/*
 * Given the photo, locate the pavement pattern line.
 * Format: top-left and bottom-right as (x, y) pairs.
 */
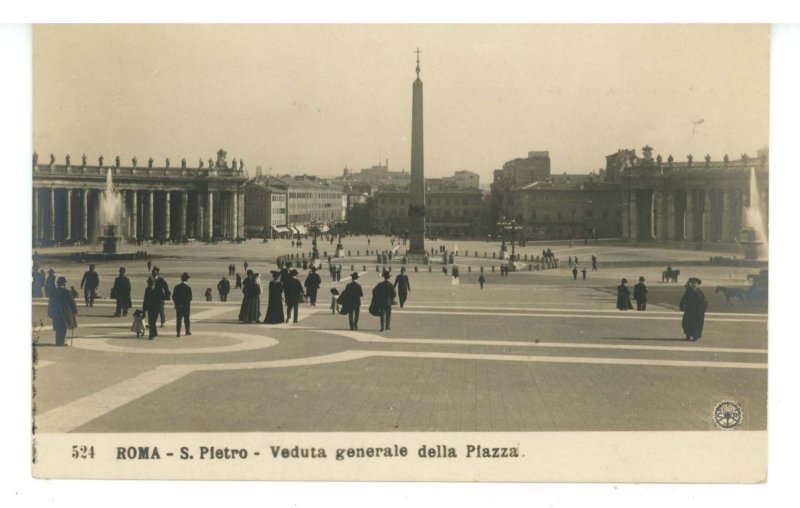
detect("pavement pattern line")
(398, 304), (767, 318)
(70, 331), (279, 355)
(35, 365), (196, 433)
(35, 360), (57, 368)
(393, 309), (767, 323)
(316, 330), (768, 355)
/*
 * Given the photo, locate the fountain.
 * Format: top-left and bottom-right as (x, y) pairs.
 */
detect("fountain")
(740, 167), (768, 260)
(98, 169), (122, 254)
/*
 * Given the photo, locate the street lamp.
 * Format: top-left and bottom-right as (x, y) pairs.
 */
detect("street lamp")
(332, 219), (346, 257)
(497, 216), (523, 262)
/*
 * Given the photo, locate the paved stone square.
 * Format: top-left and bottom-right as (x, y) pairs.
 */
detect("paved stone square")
(32, 237), (767, 433)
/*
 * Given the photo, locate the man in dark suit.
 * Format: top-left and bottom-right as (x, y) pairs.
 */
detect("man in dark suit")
(340, 272), (363, 330)
(373, 270), (397, 331)
(217, 276), (230, 302)
(142, 277), (163, 340)
(172, 272), (193, 337)
(151, 267), (171, 328)
(393, 267), (411, 308)
(80, 264), (100, 307)
(304, 266), (322, 306)
(285, 269), (305, 323)
(111, 266), (132, 317)
(633, 276), (648, 311)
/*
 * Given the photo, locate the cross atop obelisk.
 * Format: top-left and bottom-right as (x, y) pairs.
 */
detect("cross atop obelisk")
(407, 47), (426, 257)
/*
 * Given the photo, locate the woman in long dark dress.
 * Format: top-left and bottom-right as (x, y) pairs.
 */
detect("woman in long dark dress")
(616, 278), (633, 311)
(680, 277), (708, 341)
(238, 270), (261, 323)
(263, 271), (285, 324)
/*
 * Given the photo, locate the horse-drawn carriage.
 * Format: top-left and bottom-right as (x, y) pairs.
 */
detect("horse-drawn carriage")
(662, 268), (680, 283)
(715, 269), (768, 306)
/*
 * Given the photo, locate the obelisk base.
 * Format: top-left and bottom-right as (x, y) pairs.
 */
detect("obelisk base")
(406, 252), (430, 264)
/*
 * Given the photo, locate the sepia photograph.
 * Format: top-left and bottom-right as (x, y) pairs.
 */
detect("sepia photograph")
(27, 22), (773, 482)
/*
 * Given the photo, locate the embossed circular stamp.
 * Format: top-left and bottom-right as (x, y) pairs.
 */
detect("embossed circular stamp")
(713, 400), (744, 430)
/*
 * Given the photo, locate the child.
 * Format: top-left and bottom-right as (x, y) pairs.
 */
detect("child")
(205, 288), (213, 301)
(131, 309), (146, 338)
(330, 287), (340, 314)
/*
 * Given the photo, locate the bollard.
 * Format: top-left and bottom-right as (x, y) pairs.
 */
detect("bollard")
(351, 264), (354, 271)
(428, 266), (432, 272)
(376, 265), (380, 272)
(524, 254), (528, 261)
(363, 265), (366, 271)
(468, 265), (471, 272)
(492, 252), (496, 258)
(414, 266), (418, 272)
(348, 250), (351, 256)
(492, 265), (495, 272)
(357, 250), (360, 256)
(529, 264), (533, 271)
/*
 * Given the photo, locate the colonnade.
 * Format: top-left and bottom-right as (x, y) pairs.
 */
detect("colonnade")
(622, 187), (747, 242)
(32, 187), (244, 245)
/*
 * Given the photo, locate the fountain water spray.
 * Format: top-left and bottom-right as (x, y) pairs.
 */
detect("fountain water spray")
(743, 167), (768, 259)
(99, 169), (122, 253)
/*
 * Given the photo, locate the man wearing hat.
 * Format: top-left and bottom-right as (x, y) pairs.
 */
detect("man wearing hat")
(393, 266), (411, 308)
(304, 266), (322, 306)
(217, 276), (231, 302)
(49, 276), (78, 346)
(680, 277), (707, 341)
(616, 278), (633, 311)
(372, 270), (397, 331)
(284, 269), (305, 323)
(172, 272), (193, 337)
(338, 272), (364, 330)
(80, 263), (100, 307)
(151, 267), (171, 328)
(633, 276), (648, 311)
(142, 277), (163, 340)
(112, 267), (132, 317)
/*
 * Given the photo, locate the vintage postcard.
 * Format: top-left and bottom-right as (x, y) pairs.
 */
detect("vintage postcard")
(31, 24), (769, 482)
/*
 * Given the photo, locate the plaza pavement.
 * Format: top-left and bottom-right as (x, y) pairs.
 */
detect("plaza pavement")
(32, 236), (767, 433)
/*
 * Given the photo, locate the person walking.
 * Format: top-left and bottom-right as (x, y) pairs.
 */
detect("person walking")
(217, 276), (230, 302)
(263, 271), (285, 324)
(616, 278), (633, 311)
(32, 268), (45, 297)
(572, 266), (578, 280)
(111, 267), (132, 317)
(235, 273), (242, 289)
(48, 276), (78, 346)
(151, 267), (171, 328)
(336, 265), (342, 282)
(142, 276), (163, 340)
(371, 270), (397, 331)
(591, 255), (598, 272)
(581, 267), (587, 280)
(338, 272), (364, 330)
(479, 272), (485, 289)
(284, 269), (305, 323)
(304, 266), (322, 306)
(146, 259), (152, 272)
(633, 276), (648, 311)
(80, 264), (100, 307)
(238, 270), (261, 323)
(172, 272), (193, 337)
(393, 267), (411, 308)
(680, 277), (708, 341)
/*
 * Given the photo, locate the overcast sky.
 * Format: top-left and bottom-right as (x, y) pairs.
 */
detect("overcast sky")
(33, 24), (769, 180)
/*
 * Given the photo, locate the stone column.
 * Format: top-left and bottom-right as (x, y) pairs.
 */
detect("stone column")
(196, 191), (204, 240)
(82, 189), (89, 241)
(119, 190), (127, 239)
(621, 191), (630, 239)
(180, 191), (188, 238)
(653, 189), (665, 240)
(32, 188), (39, 244)
(206, 191), (209, 240)
(49, 188), (55, 240)
(233, 191), (240, 239)
(66, 189), (72, 241)
(164, 191), (171, 240)
(701, 190), (711, 241)
(131, 191), (138, 241)
(148, 190), (154, 239)
(721, 188), (732, 241)
(666, 190), (676, 240)
(93, 189), (102, 242)
(685, 189), (695, 241)
(629, 191), (638, 241)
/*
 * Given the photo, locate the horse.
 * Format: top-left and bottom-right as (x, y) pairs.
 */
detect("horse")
(715, 286), (747, 306)
(661, 269), (680, 283)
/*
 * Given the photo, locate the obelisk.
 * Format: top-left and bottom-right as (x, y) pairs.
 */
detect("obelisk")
(408, 48), (426, 257)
